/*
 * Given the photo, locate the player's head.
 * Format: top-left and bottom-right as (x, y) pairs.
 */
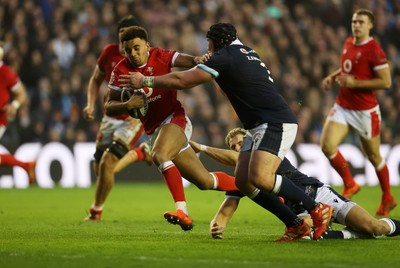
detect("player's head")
(225, 128), (246, 152)
(117, 15), (140, 55)
(117, 15), (140, 35)
(120, 26), (150, 67)
(0, 41), (4, 61)
(206, 23), (237, 52)
(352, 9), (374, 40)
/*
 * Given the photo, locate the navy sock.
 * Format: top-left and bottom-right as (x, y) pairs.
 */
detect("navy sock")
(276, 176), (317, 212)
(252, 191), (301, 227)
(387, 218), (400, 237)
(322, 230), (344, 239)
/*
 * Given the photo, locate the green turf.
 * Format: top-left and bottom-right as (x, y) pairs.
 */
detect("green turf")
(0, 183), (399, 268)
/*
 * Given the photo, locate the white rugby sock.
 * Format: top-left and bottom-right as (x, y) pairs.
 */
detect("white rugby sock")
(176, 201), (188, 214)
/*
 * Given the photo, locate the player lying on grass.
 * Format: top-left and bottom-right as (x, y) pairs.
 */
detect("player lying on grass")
(190, 128), (400, 239)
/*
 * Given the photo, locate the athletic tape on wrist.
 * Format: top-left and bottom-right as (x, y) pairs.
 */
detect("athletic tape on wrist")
(200, 144), (208, 152)
(143, 76), (154, 87)
(11, 100), (20, 109)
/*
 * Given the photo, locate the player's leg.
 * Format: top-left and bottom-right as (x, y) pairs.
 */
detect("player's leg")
(245, 123), (332, 239)
(151, 123), (193, 230)
(85, 117), (115, 220)
(94, 118), (142, 210)
(86, 139), (130, 221)
(113, 144), (151, 173)
(360, 135), (396, 217)
(345, 205), (393, 236)
(174, 146), (238, 191)
(113, 119), (148, 173)
(321, 118), (358, 198)
(86, 116), (133, 221)
(0, 123), (35, 183)
(0, 154), (36, 184)
(234, 136), (310, 241)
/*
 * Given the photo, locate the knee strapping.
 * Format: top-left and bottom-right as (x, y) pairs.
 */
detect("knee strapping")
(107, 140), (129, 159)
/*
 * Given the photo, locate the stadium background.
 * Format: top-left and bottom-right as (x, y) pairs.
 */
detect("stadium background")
(0, 0), (399, 187)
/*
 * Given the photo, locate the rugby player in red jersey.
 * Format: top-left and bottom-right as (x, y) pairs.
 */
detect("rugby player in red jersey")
(83, 16), (150, 221)
(320, 9), (396, 217)
(0, 41), (35, 185)
(105, 26), (240, 231)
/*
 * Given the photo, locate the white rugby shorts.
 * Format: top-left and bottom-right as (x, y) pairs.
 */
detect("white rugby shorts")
(298, 184), (356, 225)
(96, 115), (143, 148)
(326, 103), (381, 139)
(147, 112), (192, 153)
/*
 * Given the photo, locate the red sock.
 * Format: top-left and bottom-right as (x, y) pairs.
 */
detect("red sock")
(0, 154), (28, 170)
(160, 161), (186, 202)
(133, 147), (145, 161)
(376, 164), (391, 198)
(211, 172), (239, 191)
(329, 151), (355, 187)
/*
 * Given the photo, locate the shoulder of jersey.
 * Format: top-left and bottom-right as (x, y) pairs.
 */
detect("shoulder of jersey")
(103, 43), (119, 52)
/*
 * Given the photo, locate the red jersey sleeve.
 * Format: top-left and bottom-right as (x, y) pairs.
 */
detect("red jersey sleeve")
(370, 42), (388, 71)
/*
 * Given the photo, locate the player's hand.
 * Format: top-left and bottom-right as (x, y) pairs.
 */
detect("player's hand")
(321, 76), (334, 91)
(194, 52), (212, 64)
(83, 106), (95, 121)
(335, 74), (355, 88)
(119, 72), (144, 89)
(126, 93), (145, 110)
(189, 140), (201, 153)
(3, 104), (17, 118)
(210, 222), (225, 239)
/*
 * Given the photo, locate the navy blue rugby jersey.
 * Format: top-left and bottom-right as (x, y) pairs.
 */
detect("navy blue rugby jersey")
(198, 44), (297, 129)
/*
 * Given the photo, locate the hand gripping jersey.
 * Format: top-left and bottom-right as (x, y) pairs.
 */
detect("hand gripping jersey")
(0, 61), (21, 126)
(198, 44), (297, 129)
(109, 47), (184, 135)
(337, 36), (389, 110)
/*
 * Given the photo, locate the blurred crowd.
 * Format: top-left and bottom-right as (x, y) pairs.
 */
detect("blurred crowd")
(0, 0), (399, 151)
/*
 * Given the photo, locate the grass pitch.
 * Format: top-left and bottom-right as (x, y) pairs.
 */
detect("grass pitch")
(0, 183), (399, 268)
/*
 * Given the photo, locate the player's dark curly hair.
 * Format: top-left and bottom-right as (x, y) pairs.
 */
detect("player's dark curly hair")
(206, 23), (237, 51)
(120, 26), (148, 43)
(117, 15), (140, 33)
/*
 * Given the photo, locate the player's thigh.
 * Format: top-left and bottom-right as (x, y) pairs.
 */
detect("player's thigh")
(235, 151), (251, 190)
(96, 116), (120, 148)
(248, 150), (281, 188)
(152, 123), (187, 161)
(320, 120), (349, 153)
(174, 147), (211, 187)
(99, 149), (120, 169)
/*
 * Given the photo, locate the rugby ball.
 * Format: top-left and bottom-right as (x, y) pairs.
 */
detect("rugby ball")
(121, 87), (148, 118)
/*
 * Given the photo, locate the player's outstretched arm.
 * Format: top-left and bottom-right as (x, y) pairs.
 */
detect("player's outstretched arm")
(210, 198), (240, 239)
(119, 67), (213, 90)
(189, 140), (238, 166)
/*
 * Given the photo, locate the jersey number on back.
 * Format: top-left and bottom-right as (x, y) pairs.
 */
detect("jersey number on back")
(260, 62), (274, 83)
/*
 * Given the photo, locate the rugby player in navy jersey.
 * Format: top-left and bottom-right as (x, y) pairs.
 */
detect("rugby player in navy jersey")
(118, 23), (333, 241)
